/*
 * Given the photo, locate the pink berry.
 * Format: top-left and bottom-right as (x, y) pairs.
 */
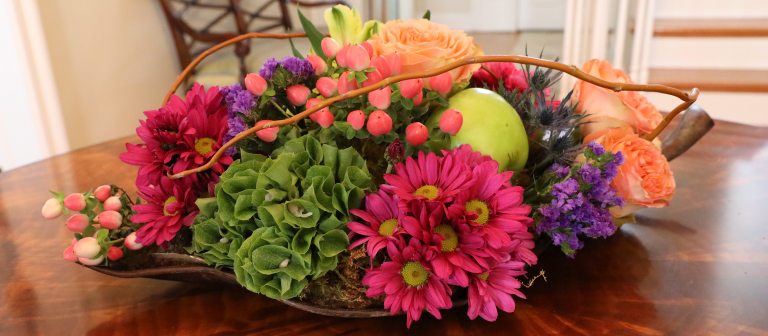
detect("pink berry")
(344, 45), (371, 71)
(362, 69), (384, 87)
(245, 73), (267, 96)
(41, 197), (63, 219)
(405, 122), (429, 146)
(107, 246), (124, 261)
(360, 41), (374, 57)
(286, 85), (311, 106)
(428, 72), (453, 96)
(316, 77), (338, 98)
(338, 71), (358, 95)
(306, 97), (322, 110)
(366, 111), (393, 136)
(65, 213), (90, 233)
(93, 185), (111, 202)
(439, 108), (463, 135)
(74, 237), (101, 259)
(255, 120), (279, 142)
(63, 244), (77, 262)
(125, 232), (143, 251)
(398, 79), (423, 99)
(307, 54), (326, 75)
(321, 37), (341, 58)
(413, 90), (424, 106)
(368, 86), (392, 110)
(346, 110), (366, 130)
(313, 109), (335, 128)
(63, 193), (86, 212)
(78, 255), (104, 266)
(103, 196), (122, 211)
(97, 210), (122, 230)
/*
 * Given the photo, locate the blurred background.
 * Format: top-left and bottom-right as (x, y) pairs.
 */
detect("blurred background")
(1, 0), (766, 171)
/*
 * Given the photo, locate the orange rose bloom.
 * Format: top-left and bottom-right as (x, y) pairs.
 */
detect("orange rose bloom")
(368, 19), (482, 83)
(585, 126), (675, 217)
(573, 59), (663, 137)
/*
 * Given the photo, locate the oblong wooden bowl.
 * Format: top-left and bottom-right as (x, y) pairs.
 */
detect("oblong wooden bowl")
(83, 106), (713, 317)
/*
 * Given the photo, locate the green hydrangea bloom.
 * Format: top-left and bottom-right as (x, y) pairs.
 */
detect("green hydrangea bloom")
(190, 135), (372, 299)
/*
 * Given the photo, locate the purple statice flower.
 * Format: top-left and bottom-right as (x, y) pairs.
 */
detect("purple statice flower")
(223, 116), (247, 156)
(220, 84), (255, 117)
(280, 57), (314, 79)
(258, 57), (314, 81)
(535, 142), (624, 257)
(259, 57), (280, 80)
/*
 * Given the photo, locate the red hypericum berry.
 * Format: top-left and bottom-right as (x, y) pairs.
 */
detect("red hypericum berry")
(371, 53), (401, 77)
(366, 110), (393, 136)
(107, 246), (124, 261)
(93, 185), (111, 202)
(74, 237), (101, 259)
(78, 255), (104, 266)
(344, 44), (371, 71)
(314, 109), (335, 128)
(321, 37), (341, 58)
(338, 71), (358, 94)
(361, 41), (374, 57)
(428, 72), (453, 96)
(368, 86), (392, 110)
(286, 85), (311, 106)
(398, 78), (423, 99)
(65, 213), (90, 233)
(41, 197), (63, 219)
(63, 244), (77, 262)
(405, 122), (429, 146)
(413, 90), (424, 106)
(316, 77), (338, 98)
(307, 54), (326, 75)
(124, 232), (143, 251)
(255, 120), (279, 142)
(362, 69), (384, 87)
(97, 210), (123, 230)
(63, 193), (86, 212)
(346, 110), (366, 130)
(103, 196), (122, 211)
(245, 73), (267, 96)
(439, 108), (463, 135)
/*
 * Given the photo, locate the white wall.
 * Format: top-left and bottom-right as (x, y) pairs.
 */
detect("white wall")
(35, 0), (180, 150)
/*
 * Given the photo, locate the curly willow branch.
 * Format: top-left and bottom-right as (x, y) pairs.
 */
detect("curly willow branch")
(167, 33), (699, 179)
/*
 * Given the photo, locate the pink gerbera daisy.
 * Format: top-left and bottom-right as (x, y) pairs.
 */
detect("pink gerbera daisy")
(403, 204), (488, 287)
(362, 239), (452, 328)
(467, 260), (527, 321)
(131, 177), (198, 246)
(441, 144), (494, 169)
(348, 190), (404, 259)
(448, 159), (534, 250)
(382, 150), (474, 208)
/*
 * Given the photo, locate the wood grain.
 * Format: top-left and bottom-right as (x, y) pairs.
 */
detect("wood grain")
(1, 120), (768, 335)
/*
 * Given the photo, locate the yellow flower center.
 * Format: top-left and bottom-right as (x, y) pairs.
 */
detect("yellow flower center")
(413, 185), (440, 200)
(400, 261), (429, 287)
(378, 218), (398, 236)
(194, 137), (216, 156)
(465, 199), (490, 225)
(163, 196), (178, 216)
(434, 224), (458, 252)
(477, 272), (489, 281)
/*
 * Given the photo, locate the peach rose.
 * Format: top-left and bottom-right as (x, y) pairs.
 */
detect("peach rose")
(368, 19), (482, 83)
(573, 59), (663, 137)
(585, 126), (675, 217)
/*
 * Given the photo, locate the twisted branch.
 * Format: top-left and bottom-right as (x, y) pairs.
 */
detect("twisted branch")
(166, 34), (699, 179)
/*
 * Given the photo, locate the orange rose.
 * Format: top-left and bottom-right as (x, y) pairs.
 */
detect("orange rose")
(585, 126), (675, 217)
(368, 19), (482, 83)
(573, 59), (663, 136)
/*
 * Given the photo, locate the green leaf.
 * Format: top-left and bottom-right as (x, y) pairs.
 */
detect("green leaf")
(298, 9), (327, 61)
(251, 245), (310, 279)
(288, 38), (304, 59)
(195, 197), (218, 218)
(422, 10), (431, 20)
(314, 229), (349, 257)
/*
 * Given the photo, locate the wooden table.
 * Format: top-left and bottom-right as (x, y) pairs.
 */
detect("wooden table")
(1, 120), (767, 335)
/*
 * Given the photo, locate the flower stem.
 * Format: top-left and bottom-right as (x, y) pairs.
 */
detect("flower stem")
(269, 99), (294, 118)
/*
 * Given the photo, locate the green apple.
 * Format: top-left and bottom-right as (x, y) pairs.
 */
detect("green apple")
(429, 88), (528, 171)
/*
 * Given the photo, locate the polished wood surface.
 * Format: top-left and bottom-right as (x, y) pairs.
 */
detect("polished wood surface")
(1, 120), (767, 335)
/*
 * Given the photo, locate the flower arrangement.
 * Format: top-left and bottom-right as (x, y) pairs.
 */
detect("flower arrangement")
(41, 6), (702, 327)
